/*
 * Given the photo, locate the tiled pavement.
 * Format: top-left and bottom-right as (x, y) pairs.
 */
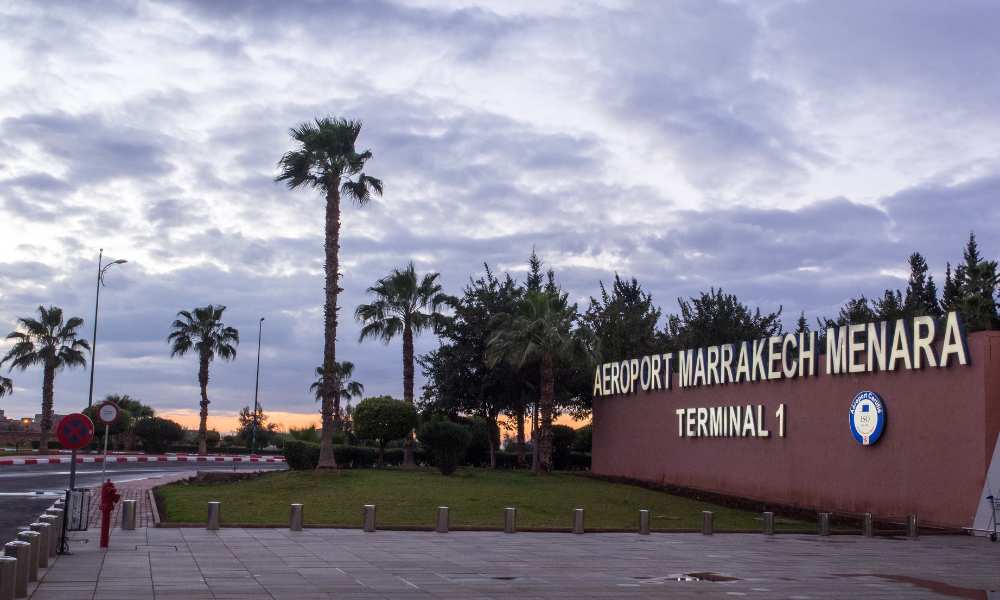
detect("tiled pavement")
(84, 471), (195, 529)
(28, 526), (1000, 599)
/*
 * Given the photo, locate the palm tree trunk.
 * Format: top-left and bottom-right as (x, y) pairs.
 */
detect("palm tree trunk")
(531, 401), (539, 473)
(401, 320), (416, 468)
(197, 353), (210, 455)
(515, 401), (526, 466)
(488, 413), (497, 468)
(537, 353), (555, 473)
(318, 183), (341, 469)
(39, 361), (55, 455)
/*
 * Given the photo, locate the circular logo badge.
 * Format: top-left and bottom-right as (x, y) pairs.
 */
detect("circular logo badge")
(850, 390), (886, 446)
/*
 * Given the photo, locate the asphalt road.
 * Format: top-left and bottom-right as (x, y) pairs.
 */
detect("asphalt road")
(0, 460), (286, 544)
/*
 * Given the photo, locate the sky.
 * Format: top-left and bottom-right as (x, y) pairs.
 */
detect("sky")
(1, 0), (999, 433)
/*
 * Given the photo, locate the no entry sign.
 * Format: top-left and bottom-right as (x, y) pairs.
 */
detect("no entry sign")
(56, 413), (95, 450)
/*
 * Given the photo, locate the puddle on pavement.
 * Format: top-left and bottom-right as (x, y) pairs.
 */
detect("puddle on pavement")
(630, 572), (741, 584)
(835, 573), (994, 599)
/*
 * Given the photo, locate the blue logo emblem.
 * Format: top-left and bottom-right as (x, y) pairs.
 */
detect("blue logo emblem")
(850, 391), (886, 446)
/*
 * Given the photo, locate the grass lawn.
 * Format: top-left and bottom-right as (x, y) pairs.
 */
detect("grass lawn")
(157, 468), (808, 531)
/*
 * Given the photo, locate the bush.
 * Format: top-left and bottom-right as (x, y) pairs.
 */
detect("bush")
(462, 417), (499, 466)
(353, 397), (418, 466)
(551, 424), (576, 470)
(284, 440), (320, 470)
(494, 451), (522, 469)
(133, 417), (185, 454)
(572, 424), (592, 453)
(418, 420), (471, 475)
(569, 451), (591, 471)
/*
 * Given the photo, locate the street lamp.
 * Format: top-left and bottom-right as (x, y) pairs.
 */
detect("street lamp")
(250, 317), (264, 454)
(86, 249), (128, 409)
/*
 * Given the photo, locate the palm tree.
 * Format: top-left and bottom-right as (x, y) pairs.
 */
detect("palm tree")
(486, 290), (578, 473)
(276, 117), (382, 469)
(2, 306), (90, 453)
(167, 305), (239, 454)
(356, 262), (448, 466)
(0, 376), (12, 398)
(309, 361), (364, 432)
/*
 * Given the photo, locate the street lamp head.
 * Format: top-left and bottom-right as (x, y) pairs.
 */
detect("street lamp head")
(260, 317), (265, 322)
(112, 259), (128, 265)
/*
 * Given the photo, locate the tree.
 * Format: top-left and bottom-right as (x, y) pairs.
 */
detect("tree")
(167, 305), (239, 454)
(665, 289), (782, 350)
(276, 116), (382, 470)
(352, 396), (418, 467)
(952, 233), (999, 331)
(356, 262), (447, 466)
(309, 361), (364, 432)
(0, 376), (11, 398)
(904, 252), (942, 318)
(133, 417), (184, 454)
(287, 425), (321, 444)
(581, 274), (662, 364)
(487, 289), (579, 474)
(2, 306), (90, 453)
(82, 394), (156, 450)
(419, 264), (522, 467)
(873, 289), (906, 321)
(794, 311), (809, 334)
(237, 404), (279, 449)
(418, 420), (471, 475)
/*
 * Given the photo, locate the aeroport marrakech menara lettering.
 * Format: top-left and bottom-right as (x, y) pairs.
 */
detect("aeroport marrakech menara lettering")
(592, 311), (969, 440)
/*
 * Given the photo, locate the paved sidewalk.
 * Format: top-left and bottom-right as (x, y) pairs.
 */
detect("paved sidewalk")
(84, 471), (194, 529)
(29, 526), (1000, 599)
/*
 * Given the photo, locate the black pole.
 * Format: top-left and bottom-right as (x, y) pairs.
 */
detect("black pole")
(250, 317), (264, 454)
(86, 250), (103, 409)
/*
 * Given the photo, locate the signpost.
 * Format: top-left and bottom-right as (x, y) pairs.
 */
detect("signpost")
(96, 401), (119, 476)
(56, 413), (94, 554)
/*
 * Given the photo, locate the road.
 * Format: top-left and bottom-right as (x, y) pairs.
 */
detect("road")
(0, 460), (286, 544)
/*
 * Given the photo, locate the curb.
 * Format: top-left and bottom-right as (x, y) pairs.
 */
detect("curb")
(0, 454), (285, 466)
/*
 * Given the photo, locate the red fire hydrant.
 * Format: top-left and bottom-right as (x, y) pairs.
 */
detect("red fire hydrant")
(99, 479), (120, 549)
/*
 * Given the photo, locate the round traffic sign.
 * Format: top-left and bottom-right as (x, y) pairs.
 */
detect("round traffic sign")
(97, 402), (119, 425)
(56, 413), (95, 450)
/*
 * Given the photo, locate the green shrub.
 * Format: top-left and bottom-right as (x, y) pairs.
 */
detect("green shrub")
(551, 424), (576, 470)
(133, 417), (185, 454)
(353, 397), (418, 466)
(418, 420), (471, 475)
(284, 440), (320, 470)
(462, 417), (499, 466)
(572, 424), (592, 453)
(569, 451), (591, 471)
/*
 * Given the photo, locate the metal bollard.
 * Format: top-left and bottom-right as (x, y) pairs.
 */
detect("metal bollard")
(121, 499), (137, 531)
(638, 509), (650, 535)
(907, 515), (918, 539)
(504, 507), (517, 533)
(0, 556), (17, 600)
(38, 516), (58, 559)
(3, 542), (28, 599)
(363, 505), (376, 532)
(436, 507), (449, 533)
(572, 508), (585, 534)
(14, 532), (39, 583)
(862, 513), (874, 537)
(289, 504), (304, 532)
(28, 524), (49, 568)
(762, 511), (775, 535)
(818, 513), (831, 536)
(702, 511), (714, 535)
(207, 501), (221, 531)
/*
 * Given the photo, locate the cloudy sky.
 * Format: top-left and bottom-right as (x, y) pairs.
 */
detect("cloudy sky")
(1, 0), (998, 432)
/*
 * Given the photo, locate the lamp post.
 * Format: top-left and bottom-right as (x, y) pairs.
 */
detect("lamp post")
(86, 249), (128, 409)
(250, 317), (264, 454)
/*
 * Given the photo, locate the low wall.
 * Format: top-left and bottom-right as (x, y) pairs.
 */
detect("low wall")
(592, 331), (1000, 528)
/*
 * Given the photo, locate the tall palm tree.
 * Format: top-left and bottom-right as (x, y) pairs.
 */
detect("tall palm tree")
(309, 360), (364, 432)
(2, 306), (90, 453)
(0, 376), (12, 398)
(486, 290), (578, 473)
(167, 305), (239, 454)
(276, 117), (382, 469)
(356, 262), (448, 466)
